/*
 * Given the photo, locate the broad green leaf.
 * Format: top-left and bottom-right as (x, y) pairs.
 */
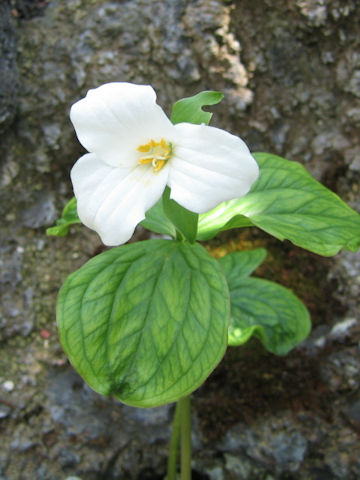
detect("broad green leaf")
(226, 277), (311, 355)
(218, 249), (311, 354)
(46, 197), (80, 237)
(170, 91), (224, 126)
(162, 187), (198, 242)
(141, 199), (176, 238)
(198, 153), (360, 256)
(218, 248), (267, 283)
(57, 240), (230, 407)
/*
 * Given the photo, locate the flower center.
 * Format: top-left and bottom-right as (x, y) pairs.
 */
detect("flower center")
(137, 138), (172, 173)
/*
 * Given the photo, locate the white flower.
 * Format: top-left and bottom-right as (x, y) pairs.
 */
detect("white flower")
(70, 82), (259, 246)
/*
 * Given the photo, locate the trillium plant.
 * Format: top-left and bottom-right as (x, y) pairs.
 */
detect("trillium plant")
(48, 82), (360, 480)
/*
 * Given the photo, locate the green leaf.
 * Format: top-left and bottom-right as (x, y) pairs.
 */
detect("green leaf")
(162, 187), (198, 242)
(218, 249), (311, 354)
(170, 91), (224, 126)
(218, 248), (267, 282)
(57, 240), (230, 407)
(46, 197), (80, 237)
(141, 199), (177, 238)
(198, 153), (360, 256)
(226, 277), (311, 355)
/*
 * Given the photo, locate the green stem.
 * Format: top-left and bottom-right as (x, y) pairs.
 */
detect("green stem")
(179, 396), (192, 480)
(167, 401), (181, 480)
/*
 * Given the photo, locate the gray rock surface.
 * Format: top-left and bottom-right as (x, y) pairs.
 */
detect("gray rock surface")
(0, 1), (18, 135)
(0, 0), (359, 479)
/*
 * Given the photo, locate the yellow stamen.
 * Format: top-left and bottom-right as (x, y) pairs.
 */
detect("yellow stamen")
(138, 157), (153, 165)
(137, 144), (152, 153)
(137, 138), (173, 173)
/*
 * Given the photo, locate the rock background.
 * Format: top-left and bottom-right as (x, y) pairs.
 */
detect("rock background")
(0, 0), (359, 479)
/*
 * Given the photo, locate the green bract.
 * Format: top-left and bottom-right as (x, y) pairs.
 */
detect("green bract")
(141, 198), (176, 238)
(218, 249), (311, 355)
(170, 90), (224, 125)
(162, 187), (198, 242)
(57, 240), (230, 407)
(46, 197), (80, 237)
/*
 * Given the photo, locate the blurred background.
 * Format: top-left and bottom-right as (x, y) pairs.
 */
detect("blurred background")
(0, 0), (359, 479)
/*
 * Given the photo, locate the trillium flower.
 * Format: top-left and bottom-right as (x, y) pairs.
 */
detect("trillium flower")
(70, 82), (259, 246)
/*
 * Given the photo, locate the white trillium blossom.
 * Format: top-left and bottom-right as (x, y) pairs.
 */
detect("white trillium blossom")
(70, 82), (259, 246)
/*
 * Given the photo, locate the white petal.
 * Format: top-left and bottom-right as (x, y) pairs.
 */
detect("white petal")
(70, 83), (174, 168)
(168, 123), (259, 213)
(71, 153), (169, 245)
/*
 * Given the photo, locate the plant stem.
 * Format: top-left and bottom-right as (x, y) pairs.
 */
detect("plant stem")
(167, 401), (181, 480)
(166, 396), (192, 480)
(179, 396), (192, 480)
